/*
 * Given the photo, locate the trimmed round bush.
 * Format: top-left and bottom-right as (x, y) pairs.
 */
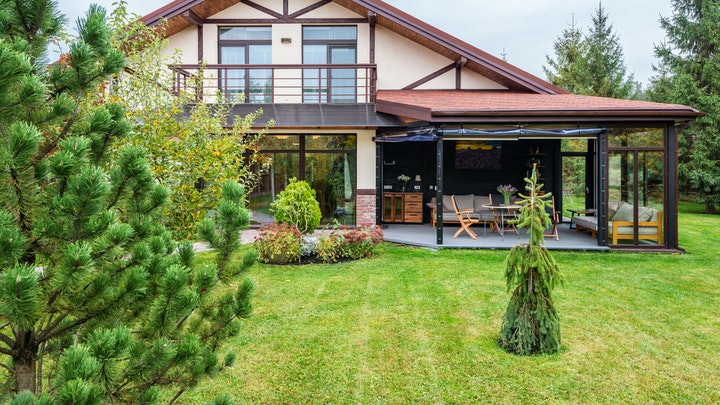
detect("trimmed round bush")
(271, 178), (322, 234)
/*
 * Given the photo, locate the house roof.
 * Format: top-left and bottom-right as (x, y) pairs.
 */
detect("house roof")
(139, 0), (564, 94)
(376, 90), (702, 124)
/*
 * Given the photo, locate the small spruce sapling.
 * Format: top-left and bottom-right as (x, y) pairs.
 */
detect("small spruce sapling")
(498, 164), (565, 355)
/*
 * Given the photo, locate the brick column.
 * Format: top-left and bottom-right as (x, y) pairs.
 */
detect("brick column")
(356, 189), (376, 225)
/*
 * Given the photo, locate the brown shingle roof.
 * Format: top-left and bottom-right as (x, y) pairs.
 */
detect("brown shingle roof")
(376, 90), (702, 123)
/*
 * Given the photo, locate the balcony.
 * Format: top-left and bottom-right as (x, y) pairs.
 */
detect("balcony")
(170, 63), (377, 104)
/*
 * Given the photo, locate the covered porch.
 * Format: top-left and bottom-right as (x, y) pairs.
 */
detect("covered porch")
(374, 90), (701, 252)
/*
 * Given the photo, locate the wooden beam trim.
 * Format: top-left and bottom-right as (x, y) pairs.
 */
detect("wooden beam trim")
(206, 18), (368, 24)
(183, 10), (204, 26)
(288, 0), (332, 19)
(455, 58), (466, 89)
(197, 24), (203, 61)
(369, 11), (376, 64)
(402, 63), (455, 90)
(240, 0), (283, 19)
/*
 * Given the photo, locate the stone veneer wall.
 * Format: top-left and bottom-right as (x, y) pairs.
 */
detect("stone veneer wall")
(356, 189), (376, 225)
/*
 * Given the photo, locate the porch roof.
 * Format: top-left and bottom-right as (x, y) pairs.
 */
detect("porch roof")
(376, 90), (703, 124)
(184, 103), (406, 128)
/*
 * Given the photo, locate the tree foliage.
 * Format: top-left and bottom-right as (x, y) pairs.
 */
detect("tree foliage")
(543, 16), (588, 94)
(498, 166), (564, 355)
(0, 2), (255, 402)
(648, 0), (720, 213)
(544, 3), (639, 99)
(106, 1), (272, 237)
(271, 178), (322, 234)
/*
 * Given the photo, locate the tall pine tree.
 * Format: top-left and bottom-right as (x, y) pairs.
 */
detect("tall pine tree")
(543, 15), (589, 95)
(649, 0), (720, 213)
(0, 1), (255, 402)
(544, 2), (639, 99)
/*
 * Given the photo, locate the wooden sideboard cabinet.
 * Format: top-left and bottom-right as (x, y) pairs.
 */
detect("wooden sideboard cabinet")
(382, 192), (423, 223)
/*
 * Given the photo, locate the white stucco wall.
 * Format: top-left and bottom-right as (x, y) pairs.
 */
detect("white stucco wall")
(374, 26), (505, 90)
(162, 1), (503, 90)
(162, 26), (198, 63)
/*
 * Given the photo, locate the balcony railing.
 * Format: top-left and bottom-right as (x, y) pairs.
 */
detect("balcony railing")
(170, 64), (377, 104)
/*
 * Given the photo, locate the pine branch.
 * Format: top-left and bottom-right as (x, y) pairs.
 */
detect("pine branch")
(0, 332), (15, 349)
(167, 387), (187, 405)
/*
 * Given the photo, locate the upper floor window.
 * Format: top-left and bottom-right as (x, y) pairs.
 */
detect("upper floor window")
(303, 26), (357, 103)
(219, 26), (272, 103)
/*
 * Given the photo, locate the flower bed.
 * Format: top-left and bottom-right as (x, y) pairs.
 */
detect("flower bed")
(254, 223), (384, 265)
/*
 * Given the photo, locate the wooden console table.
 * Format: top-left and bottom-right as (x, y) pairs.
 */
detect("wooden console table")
(382, 192), (423, 223)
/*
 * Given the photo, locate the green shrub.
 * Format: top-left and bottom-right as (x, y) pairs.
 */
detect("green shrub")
(271, 179), (322, 234)
(254, 222), (302, 264)
(315, 232), (345, 263)
(316, 225), (384, 263)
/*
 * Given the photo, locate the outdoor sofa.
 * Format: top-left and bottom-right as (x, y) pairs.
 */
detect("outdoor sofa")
(572, 201), (663, 244)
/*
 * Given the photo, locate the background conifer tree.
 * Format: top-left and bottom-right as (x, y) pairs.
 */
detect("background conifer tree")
(0, 1), (255, 402)
(648, 0), (720, 213)
(544, 3), (639, 99)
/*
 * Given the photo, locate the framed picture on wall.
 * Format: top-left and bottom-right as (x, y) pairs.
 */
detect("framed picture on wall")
(454, 141), (502, 170)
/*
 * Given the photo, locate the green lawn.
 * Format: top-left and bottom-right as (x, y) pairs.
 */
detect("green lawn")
(178, 205), (720, 404)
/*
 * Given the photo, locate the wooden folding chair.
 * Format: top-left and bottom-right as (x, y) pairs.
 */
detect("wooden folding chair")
(544, 196), (560, 240)
(451, 195), (480, 239)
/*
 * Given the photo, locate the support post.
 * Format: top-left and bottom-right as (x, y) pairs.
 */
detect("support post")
(436, 137), (444, 245)
(597, 131), (608, 246)
(666, 123), (679, 250)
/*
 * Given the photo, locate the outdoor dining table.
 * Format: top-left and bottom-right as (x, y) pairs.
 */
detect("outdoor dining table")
(482, 204), (521, 241)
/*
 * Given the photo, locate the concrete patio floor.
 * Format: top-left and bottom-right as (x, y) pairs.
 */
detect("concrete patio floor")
(381, 221), (609, 251)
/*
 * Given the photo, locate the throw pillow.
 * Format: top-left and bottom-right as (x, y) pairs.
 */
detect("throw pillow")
(612, 202), (635, 222)
(453, 194), (475, 211)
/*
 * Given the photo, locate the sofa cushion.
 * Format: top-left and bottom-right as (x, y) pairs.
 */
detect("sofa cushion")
(638, 206), (655, 222)
(608, 201), (621, 220)
(612, 202), (634, 222)
(453, 194), (475, 211)
(648, 209), (658, 222)
(609, 224), (661, 235)
(474, 195), (491, 212)
(572, 216), (598, 230)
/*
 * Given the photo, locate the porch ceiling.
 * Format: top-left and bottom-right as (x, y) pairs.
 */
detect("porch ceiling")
(376, 90), (703, 124)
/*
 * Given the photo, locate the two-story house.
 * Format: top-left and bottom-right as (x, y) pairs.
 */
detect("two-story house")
(140, 0), (699, 251)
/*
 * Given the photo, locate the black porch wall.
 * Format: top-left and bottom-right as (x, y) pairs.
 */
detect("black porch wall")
(381, 139), (561, 222)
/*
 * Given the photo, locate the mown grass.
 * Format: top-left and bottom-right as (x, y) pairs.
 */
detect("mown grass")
(177, 203), (720, 404)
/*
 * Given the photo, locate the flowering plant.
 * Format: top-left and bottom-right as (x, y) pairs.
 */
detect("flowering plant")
(397, 174), (410, 188)
(497, 184), (517, 204)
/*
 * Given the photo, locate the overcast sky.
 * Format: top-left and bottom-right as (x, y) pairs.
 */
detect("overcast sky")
(59, 0), (674, 87)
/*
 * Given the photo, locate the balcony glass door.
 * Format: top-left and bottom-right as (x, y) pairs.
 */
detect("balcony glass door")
(303, 26), (357, 103)
(219, 27), (272, 103)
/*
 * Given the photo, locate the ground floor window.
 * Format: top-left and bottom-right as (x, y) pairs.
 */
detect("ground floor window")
(249, 134), (357, 226)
